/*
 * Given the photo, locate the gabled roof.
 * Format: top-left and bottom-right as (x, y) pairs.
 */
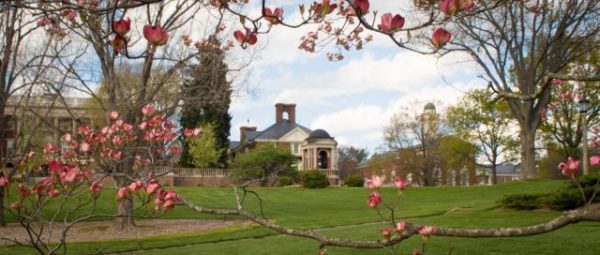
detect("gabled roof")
(253, 120), (312, 140)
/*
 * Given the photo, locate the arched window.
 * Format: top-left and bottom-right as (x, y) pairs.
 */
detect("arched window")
(318, 150), (328, 169)
(282, 111), (289, 120)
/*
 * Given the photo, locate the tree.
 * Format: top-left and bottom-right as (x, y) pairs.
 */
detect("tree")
(337, 145), (368, 180)
(384, 103), (449, 186)
(447, 89), (519, 185)
(187, 123), (222, 168)
(230, 143), (296, 186)
(180, 37), (232, 168)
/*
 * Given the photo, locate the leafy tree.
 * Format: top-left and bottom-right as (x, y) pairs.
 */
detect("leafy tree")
(337, 145), (369, 164)
(230, 144), (296, 186)
(447, 89), (519, 185)
(180, 37), (232, 168)
(187, 123), (222, 168)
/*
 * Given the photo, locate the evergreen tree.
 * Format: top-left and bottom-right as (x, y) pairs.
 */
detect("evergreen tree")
(180, 37), (232, 168)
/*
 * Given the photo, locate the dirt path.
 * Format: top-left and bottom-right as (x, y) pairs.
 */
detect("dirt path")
(0, 219), (251, 245)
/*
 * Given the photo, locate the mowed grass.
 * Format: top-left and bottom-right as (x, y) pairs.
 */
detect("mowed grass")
(2, 179), (598, 254)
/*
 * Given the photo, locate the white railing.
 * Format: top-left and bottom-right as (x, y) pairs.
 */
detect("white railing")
(154, 167), (229, 177)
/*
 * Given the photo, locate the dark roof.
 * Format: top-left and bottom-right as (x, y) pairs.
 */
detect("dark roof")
(309, 129), (331, 139)
(482, 164), (519, 175)
(252, 120), (311, 140)
(424, 103), (436, 111)
(243, 130), (260, 141)
(229, 141), (240, 151)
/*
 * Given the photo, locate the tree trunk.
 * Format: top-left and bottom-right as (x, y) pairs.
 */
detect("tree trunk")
(491, 164), (498, 185)
(113, 175), (135, 230)
(519, 128), (537, 179)
(0, 185), (4, 227)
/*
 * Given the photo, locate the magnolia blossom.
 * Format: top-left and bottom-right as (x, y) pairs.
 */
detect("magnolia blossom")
(89, 181), (103, 194)
(143, 25), (169, 46)
(48, 189), (59, 198)
(112, 18), (131, 35)
(164, 189), (178, 200)
(18, 184), (29, 197)
(116, 187), (128, 200)
(418, 225), (436, 236)
(0, 176), (8, 186)
(431, 28), (452, 49)
(234, 28), (258, 46)
(366, 176), (384, 189)
(396, 220), (407, 232)
(367, 192), (382, 208)
(61, 133), (72, 142)
(378, 13), (405, 33)
(264, 7), (284, 24)
(43, 143), (59, 154)
(128, 180), (143, 192)
(558, 157), (579, 177)
(380, 226), (394, 240)
(79, 142), (91, 153)
(352, 0), (370, 15)
(394, 176), (408, 190)
(439, 0), (474, 15)
(146, 182), (160, 195)
(141, 104), (157, 115)
(109, 111), (120, 120)
(313, 0), (337, 18)
(590, 155), (600, 166)
(162, 199), (175, 211)
(112, 34), (127, 55)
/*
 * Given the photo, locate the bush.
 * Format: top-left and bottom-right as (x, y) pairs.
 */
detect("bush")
(277, 176), (293, 187)
(300, 170), (329, 189)
(499, 194), (544, 210)
(344, 175), (364, 187)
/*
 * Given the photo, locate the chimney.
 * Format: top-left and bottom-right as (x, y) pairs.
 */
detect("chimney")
(240, 126), (257, 143)
(275, 103), (296, 124)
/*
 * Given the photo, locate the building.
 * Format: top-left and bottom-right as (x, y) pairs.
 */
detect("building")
(230, 103), (339, 182)
(477, 164), (521, 185)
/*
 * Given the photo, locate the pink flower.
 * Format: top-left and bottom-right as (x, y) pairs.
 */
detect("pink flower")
(37, 18), (52, 27)
(591, 155), (600, 166)
(138, 122), (148, 130)
(431, 27), (452, 49)
(141, 104), (157, 115)
(396, 220), (407, 232)
(418, 225), (436, 236)
(18, 184), (29, 197)
(162, 199), (175, 211)
(61, 9), (77, 23)
(264, 7), (284, 24)
(89, 181), (103, 194)
(233, 28), (258, 46)
(394, 176), (408, 190)
(378, 13), (404, 33)
(367, 175), (384, 189)
(60, 166), (80, 184)
(368, 192), (382, 208)
(559, 157), (579, 177)
(10, 201), (22, 210)
(79, 142), (91, 153)
(170, 146), (182, 154)
(112, 135), (123, 145)
(143, 25), (169, 46)
(352, 0), (370, 15)
(61, 133), (72, 142)
(0, 176), (8, 186)
(439, 0), (474, 15)
(112, 34), (127, 55)
(112, 18), (131, 35)
(380, 226), (394, 240)
(193, 128), (202, 136)
(164, 189), (178, 200)
(146, 182), (160, 195)
(43, 143), (59, 154)
(116, 187), (128, 200)
(109, 111), (120, 120)
(111, 150), (122, 160)
(48, 189), (59, 198)
(313, 0), (337, 18)
(127, 180), (143, 192)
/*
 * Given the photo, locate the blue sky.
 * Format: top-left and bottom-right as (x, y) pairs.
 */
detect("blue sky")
(227, 22), (482, 153)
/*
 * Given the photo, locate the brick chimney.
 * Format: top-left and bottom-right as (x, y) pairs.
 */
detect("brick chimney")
(275, 103), (296, 124)
(240, 126), (257, 143)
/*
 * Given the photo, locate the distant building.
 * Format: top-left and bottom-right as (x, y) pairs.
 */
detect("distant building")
(230, 103), (339, 181)
(477, 164), (521, 184)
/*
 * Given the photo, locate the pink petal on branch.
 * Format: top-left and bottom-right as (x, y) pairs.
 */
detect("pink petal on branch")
(43, 143), (59, 154)
(380, 226), (394, 240)
(0, 176), (8, 186)
(89, 181), (103, 194)
(112, 18), (131, 35)
(48, 189), (59, 198)
(378, 13), (405, 33)
(127, 180), (143, 192)
(141, 104), (157, 115)
(396, 220), (407, 232)
(162, 200), (175, 211)
(116, 187), (128, 200)
(353, 0), (369, 15)
(367, 191), (382, 208)
(431, 27), (452, 49)
(79, 142), (91, 153)
(418, 225), (436, 235)
(394, 176), (408, 190)
(591, 155), (600, 166)
(109, 111), (120, 120)
(146, 182), (160, 195)
(10, 202), (22, 210)
(143, 25), (169, 46)
(61, 133), (72, 142)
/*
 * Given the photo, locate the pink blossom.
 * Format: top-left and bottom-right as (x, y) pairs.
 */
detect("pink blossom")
(396, 220), (407, 232)
(431, 28), (452, 49)
(313, 0), (337, 18)
(138, 122), (148, 130)
(380, 226), (394, 240)
(378, 13), (405, 33)
(112, 135), (123, 145)
(112, 18), (131, 35)
(60, 166), (80, 184)
(143, 25), (169, 46)
(591, 155), (600, 166)
(418, 225), (436, 236)
(368, 192), (382, 208)
(164, 189), (178, 200)
(116, 187), (128, 200)
(264, 7), (284, 24)
(37, 18), (52, 27)
(394, 176), (408, 190)
(367, 175), (384, 189)
(18, 184), (29, 197)
(192, 128), (202, 136)
(170, 146), (182, 154)
(141, 104), (157, 115)
(109, 111), (120, 120)
(128, 180), (143, 192)
(89, 181), (103, 194)
(79, 142), (91, 153)
(0, 176), (8, 186)
(61, 133), (72, 142)
(146, 182), (160, 195)
(111, 151), (123, 160)
(439, 0), (474, 15)
(559, 157), (579, 177)
(352, 0), (370, 15)
(43, 143), (59, 154)
(48, 189), (59, 198)
(234, 28), (258, 46)
(162, 199), (175, 211)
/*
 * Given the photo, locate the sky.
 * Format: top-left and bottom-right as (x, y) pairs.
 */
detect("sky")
(226, 6), (483, 153)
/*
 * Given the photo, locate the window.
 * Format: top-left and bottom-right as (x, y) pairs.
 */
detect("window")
(292, 143), (300, 154)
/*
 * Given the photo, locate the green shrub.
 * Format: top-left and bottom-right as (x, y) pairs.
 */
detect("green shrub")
(300, 169), (329, 189)
(277, 176), (293, 187)
(344, 175), (364, 187)
(499, 194), (544, 210)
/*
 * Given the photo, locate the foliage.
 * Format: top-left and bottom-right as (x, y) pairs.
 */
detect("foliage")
(499, 194), (545, 210)
(344, 175), (365, 187)
(337, 146), (369, 164)
(277, 176), (293, 187)
(299, 170), (329, 189)
(230, 144), (296, 186)
(187, 123), (222, 168)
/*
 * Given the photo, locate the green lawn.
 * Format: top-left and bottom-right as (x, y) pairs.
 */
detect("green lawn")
(2, 180), (598, 254)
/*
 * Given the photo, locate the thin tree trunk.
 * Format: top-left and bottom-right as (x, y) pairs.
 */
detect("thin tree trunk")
(113, 175), (135, 230)
(491, 164), (498, 185)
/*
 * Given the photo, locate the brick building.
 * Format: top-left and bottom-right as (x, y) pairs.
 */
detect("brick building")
(230, 103), (339, 182)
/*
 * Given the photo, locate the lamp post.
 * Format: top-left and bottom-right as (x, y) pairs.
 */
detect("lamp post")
(578, 98), (590, 175)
